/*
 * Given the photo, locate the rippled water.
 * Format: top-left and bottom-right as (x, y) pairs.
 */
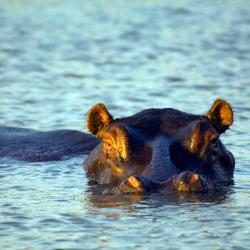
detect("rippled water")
(0, 0), (250, 249)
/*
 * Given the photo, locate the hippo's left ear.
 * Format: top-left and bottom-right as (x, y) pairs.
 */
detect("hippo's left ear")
(86, 103), (113, 138)
(207, 99), (234, 134)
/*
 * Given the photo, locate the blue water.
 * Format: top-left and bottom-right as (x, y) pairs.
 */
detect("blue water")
(0, 0), (250, 249)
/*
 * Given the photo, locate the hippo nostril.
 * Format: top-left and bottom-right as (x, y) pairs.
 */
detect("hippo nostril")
(191, 174), (199, 182)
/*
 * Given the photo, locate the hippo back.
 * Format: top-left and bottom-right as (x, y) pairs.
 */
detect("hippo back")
(0, 126), (99, 162)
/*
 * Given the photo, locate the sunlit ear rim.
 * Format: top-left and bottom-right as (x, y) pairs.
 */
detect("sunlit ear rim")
(207, 98), (234, 133)
(86, 103), (113, 137)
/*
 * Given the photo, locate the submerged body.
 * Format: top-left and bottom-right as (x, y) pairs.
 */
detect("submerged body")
(84, 99), (235, 194)
(0, 126), (99, 161)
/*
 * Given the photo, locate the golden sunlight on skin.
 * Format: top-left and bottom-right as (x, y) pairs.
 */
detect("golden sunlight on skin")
(86, 103), (113, 138)
(173, 172), (204, 192)
(106, 159), (124, 176)
(190, 174), (199, 182)
(185, 123), (202, 155)
(220, 105), (234, 126)
(115, 127), (128, 160)
(186, 123), (218, 158)
(102, 128), (129, 177)
(102, 126), (129, 161)
(128, 176), (142, 188)
(207, 99), (234, 131)
(189, 130), (198, 153)
(119, 176), (145, 193)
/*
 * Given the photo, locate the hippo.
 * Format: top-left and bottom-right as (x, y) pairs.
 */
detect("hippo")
(0, 126), (99, 162)
(84, 99), (235, 194)
(0, 99), (235, 194)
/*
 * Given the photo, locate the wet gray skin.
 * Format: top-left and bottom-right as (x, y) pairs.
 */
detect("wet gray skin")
(0, 126), (99, 161)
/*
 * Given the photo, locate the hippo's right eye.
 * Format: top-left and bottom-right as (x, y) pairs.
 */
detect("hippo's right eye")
(209, 133), (219, 144)
(210, 138), (217, 145)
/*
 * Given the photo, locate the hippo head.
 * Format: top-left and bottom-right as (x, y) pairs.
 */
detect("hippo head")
(84, 99), (235, 193)
(84, 104), (152, 185)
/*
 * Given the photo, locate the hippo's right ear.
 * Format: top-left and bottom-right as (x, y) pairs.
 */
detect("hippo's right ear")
(86, 103), (113, 138)
(207, 98), (234, 134)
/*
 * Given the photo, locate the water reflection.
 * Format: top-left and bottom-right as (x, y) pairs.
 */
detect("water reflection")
(1, 0), (250, 249)
(87, 183), (234, 209)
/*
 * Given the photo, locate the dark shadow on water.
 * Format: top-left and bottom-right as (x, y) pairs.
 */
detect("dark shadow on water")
(86, 183), (234, 209)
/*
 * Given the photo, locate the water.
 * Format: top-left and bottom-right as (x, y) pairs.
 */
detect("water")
(0, 0), (250, 249)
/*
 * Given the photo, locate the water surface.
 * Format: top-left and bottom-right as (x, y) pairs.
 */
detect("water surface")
(0, 0), (250, 249)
